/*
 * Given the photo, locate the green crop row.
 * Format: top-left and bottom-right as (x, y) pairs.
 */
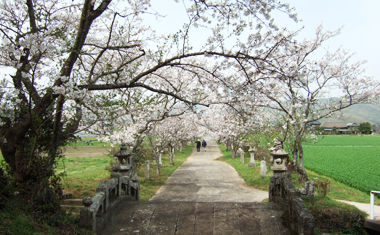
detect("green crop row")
(303, 141), (380, 193)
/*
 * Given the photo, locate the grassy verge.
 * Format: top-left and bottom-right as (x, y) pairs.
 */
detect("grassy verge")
(56, 156), (111, 198)
(304, 196), (368, 234)
(0, 205), (94, 235)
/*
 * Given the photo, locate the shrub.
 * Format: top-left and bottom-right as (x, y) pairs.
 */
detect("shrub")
(314, 180), (330, 197)
(253, 144), (270, 162)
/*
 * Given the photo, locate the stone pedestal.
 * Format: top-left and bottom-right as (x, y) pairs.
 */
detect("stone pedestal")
(248, 147), (256, 167)
(260, 161), (267, 178)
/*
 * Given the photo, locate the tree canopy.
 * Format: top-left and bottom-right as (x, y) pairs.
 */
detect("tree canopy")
(0, 0), (378, 208)
(359, 122), (372, 134)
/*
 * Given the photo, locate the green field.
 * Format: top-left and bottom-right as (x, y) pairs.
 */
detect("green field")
(303, 135), (380, 194)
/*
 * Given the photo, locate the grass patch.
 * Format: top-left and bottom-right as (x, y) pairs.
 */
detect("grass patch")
(304, 196), (368, 234)
(56, 156), (111, 198)
(0, 201), (94, 235)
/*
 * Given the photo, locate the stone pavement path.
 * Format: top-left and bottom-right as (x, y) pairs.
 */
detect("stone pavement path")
(100, 201), (290, 235)
(100, 139), (290, 235)
(150, 139), (268, 202)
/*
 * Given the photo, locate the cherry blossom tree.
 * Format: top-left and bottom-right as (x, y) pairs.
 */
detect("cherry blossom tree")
(236, 26), (380, 177)
(150, 114), (198, 165)
(0, 0), (303, 209)
(197, 103), (267, 158)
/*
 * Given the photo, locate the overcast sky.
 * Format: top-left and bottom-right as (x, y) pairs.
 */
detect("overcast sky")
(147, 0), (380, 81)
(274, 0), (380, 80)
(1, 1), (378, 83)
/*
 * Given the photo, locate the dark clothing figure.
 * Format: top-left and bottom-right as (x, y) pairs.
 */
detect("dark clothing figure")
(196, 140), (201, 152)
(202, 140), (207, 151)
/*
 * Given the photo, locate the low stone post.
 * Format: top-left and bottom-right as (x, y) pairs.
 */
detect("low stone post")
(145, 160), (151, 180)
(158, 150), (164, 167)
(81, 197), (95, 231)
(248, 147), (256, 167)
(260, 160), (267, 178)
(239, 148), (244, 163)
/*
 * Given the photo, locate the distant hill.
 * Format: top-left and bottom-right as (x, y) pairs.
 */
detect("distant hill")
(320, 103), (380, 125)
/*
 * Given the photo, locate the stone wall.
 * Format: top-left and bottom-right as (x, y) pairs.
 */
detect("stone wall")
(80, 172), (139, 233)
(269, 173), (315, 235)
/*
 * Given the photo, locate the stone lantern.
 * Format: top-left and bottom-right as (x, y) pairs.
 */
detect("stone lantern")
(113, 144), (133, 178)
(248, 147), (256, 167)
(270, 149), (289, 176)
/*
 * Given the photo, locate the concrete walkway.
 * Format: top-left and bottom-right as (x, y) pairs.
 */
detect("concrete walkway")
(150, 139), (268, 202)
(99, 140), (290, 234)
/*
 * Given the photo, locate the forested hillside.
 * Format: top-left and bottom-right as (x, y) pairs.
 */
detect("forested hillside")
(321, 103), (380, 124)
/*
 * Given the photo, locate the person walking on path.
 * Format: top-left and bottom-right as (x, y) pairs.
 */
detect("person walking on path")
(202, 139), (207, 151)
(196, 139), (201, 152)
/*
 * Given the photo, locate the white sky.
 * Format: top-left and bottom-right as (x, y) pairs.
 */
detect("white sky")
(146, 0), (380, 81)
(1, 1), (378, 83)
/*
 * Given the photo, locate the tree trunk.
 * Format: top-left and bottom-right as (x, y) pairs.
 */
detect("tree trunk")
(296, 131), (308, 181)
(156, 155), (160, 176)
(169, 146), (174, 165)
(231, 144), (237, 158)
(291, 143), (298, 172)
(299, 144), (305, 171)
(148, 136), (160, 176)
